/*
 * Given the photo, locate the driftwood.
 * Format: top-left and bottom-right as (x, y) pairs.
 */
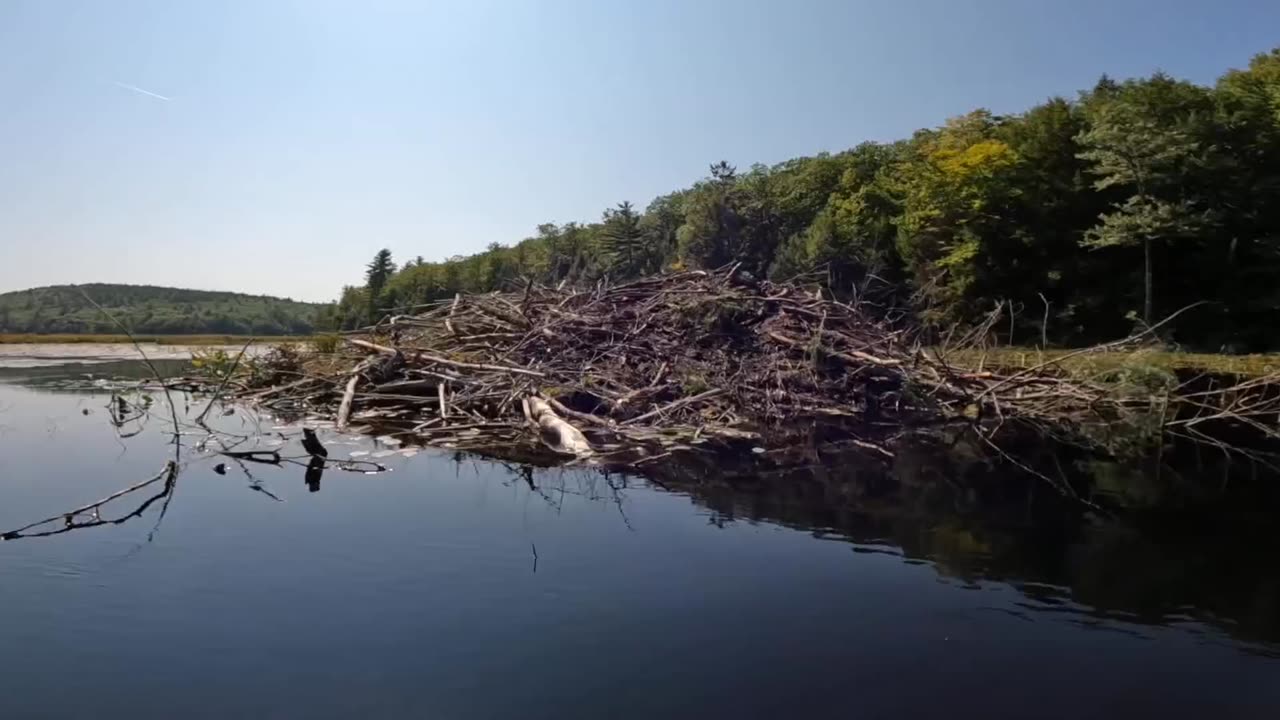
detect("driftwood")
(523, 396), (593, 456)
(337, 373), (360, 430)
(336, 357), (376, 430)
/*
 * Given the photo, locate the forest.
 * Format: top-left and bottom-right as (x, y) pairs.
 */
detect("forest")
(326, 48), (1280, 352)
(0, 284), (322, 336)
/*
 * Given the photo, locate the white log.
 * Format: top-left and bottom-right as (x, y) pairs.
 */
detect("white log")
(522, 396), (593, 457)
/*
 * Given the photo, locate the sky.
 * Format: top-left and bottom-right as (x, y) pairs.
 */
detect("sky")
(1, 0), (1277, 302)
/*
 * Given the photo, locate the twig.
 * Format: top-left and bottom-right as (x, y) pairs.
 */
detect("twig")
(621, 389), (725, 426)
(2, 462), (178, 540)
(196, 336), (256, 424)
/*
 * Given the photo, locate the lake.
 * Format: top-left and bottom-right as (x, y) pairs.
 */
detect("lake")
(0, 347), (1277, 719)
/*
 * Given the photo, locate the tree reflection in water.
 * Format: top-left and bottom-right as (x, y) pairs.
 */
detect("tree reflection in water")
(616, 429), (1280, 654)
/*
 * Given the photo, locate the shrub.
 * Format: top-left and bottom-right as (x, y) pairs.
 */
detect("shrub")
(312, 333), (341, 354)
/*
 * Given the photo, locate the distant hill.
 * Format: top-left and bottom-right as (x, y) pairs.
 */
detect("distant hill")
(0, 284), (325, 335)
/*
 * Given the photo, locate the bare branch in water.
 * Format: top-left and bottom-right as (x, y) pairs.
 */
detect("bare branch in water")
(1, 462), (179, 541)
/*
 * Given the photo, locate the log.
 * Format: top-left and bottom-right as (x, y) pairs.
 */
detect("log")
(334, 356), (380, 431)
(337, 374), (361, 430)
(522, 396), (593, 456)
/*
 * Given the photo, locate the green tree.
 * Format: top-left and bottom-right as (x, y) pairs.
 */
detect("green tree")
(774, 142), (903, 296)
(1076, 82), (1211, 325)
(639, 192), (688, 272)
(893, 111), (1021, 326)
(600, 201), (647, 277)
(993, 98), (1114, 342)
(1207, 50), (1280, 347)
(678, 162), (744, 270)
(332, 285), (370, 330)
(365, 249), (397, 320)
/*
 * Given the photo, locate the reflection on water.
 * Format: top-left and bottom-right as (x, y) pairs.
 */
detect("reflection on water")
(0, 357), (194, 389)
(649, 435), (1280, 655)
(0, 357), (1277, 718)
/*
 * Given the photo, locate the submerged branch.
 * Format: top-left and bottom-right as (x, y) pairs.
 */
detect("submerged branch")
(1, 462), (179, 541)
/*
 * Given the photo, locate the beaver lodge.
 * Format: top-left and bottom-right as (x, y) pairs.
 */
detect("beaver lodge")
(226, 267), (1280, 474)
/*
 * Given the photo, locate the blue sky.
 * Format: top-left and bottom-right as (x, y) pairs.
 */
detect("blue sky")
(1, 0), (1276, 302)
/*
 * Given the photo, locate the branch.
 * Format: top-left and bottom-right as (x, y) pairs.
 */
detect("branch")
(2, 462), (179, 541)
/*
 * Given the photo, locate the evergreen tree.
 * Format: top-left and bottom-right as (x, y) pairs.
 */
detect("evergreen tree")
(365, 249), (397, 321)
(601, 201), (647, 277)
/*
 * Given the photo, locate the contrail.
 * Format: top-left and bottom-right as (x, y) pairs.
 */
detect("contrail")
(113, 81), (171, 102)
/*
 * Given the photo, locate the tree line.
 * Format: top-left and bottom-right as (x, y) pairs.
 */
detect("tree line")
(0, 285), (321, 335)
(324, 49), (1280, 351)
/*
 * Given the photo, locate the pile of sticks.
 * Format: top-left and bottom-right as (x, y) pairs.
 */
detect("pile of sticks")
(233, 267), (1280, 464)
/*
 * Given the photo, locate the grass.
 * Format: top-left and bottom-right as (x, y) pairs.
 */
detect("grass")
(947, 346), (1280, 378)
(0, 333), (307, 346)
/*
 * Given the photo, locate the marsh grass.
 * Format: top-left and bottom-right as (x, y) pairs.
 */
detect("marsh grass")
(949, 347), (1280, 379)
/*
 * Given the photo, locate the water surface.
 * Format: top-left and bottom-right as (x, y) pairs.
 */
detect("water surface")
(0, 354), (1277, 719)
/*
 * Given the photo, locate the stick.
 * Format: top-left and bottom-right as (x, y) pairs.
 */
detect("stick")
(196, 336), (256, 424)
(337, 373), (361, 430)
(1037, 293), (1050, 350)
(446, 293), (461, 336)
(766, 330), (902, 367)
(621, 389), (725, 426)
(543, 394), (616, 428)
(346, 338), (546, 378)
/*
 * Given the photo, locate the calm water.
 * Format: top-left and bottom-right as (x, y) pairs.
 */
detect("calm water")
(1, 354), (1278, 719)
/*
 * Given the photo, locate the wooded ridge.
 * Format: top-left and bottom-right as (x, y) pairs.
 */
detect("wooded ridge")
(0, 284), (323, 336)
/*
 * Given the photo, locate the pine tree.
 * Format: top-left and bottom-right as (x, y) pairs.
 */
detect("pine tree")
(600, 202), (646, 278)
(365, 249), (397, 320)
